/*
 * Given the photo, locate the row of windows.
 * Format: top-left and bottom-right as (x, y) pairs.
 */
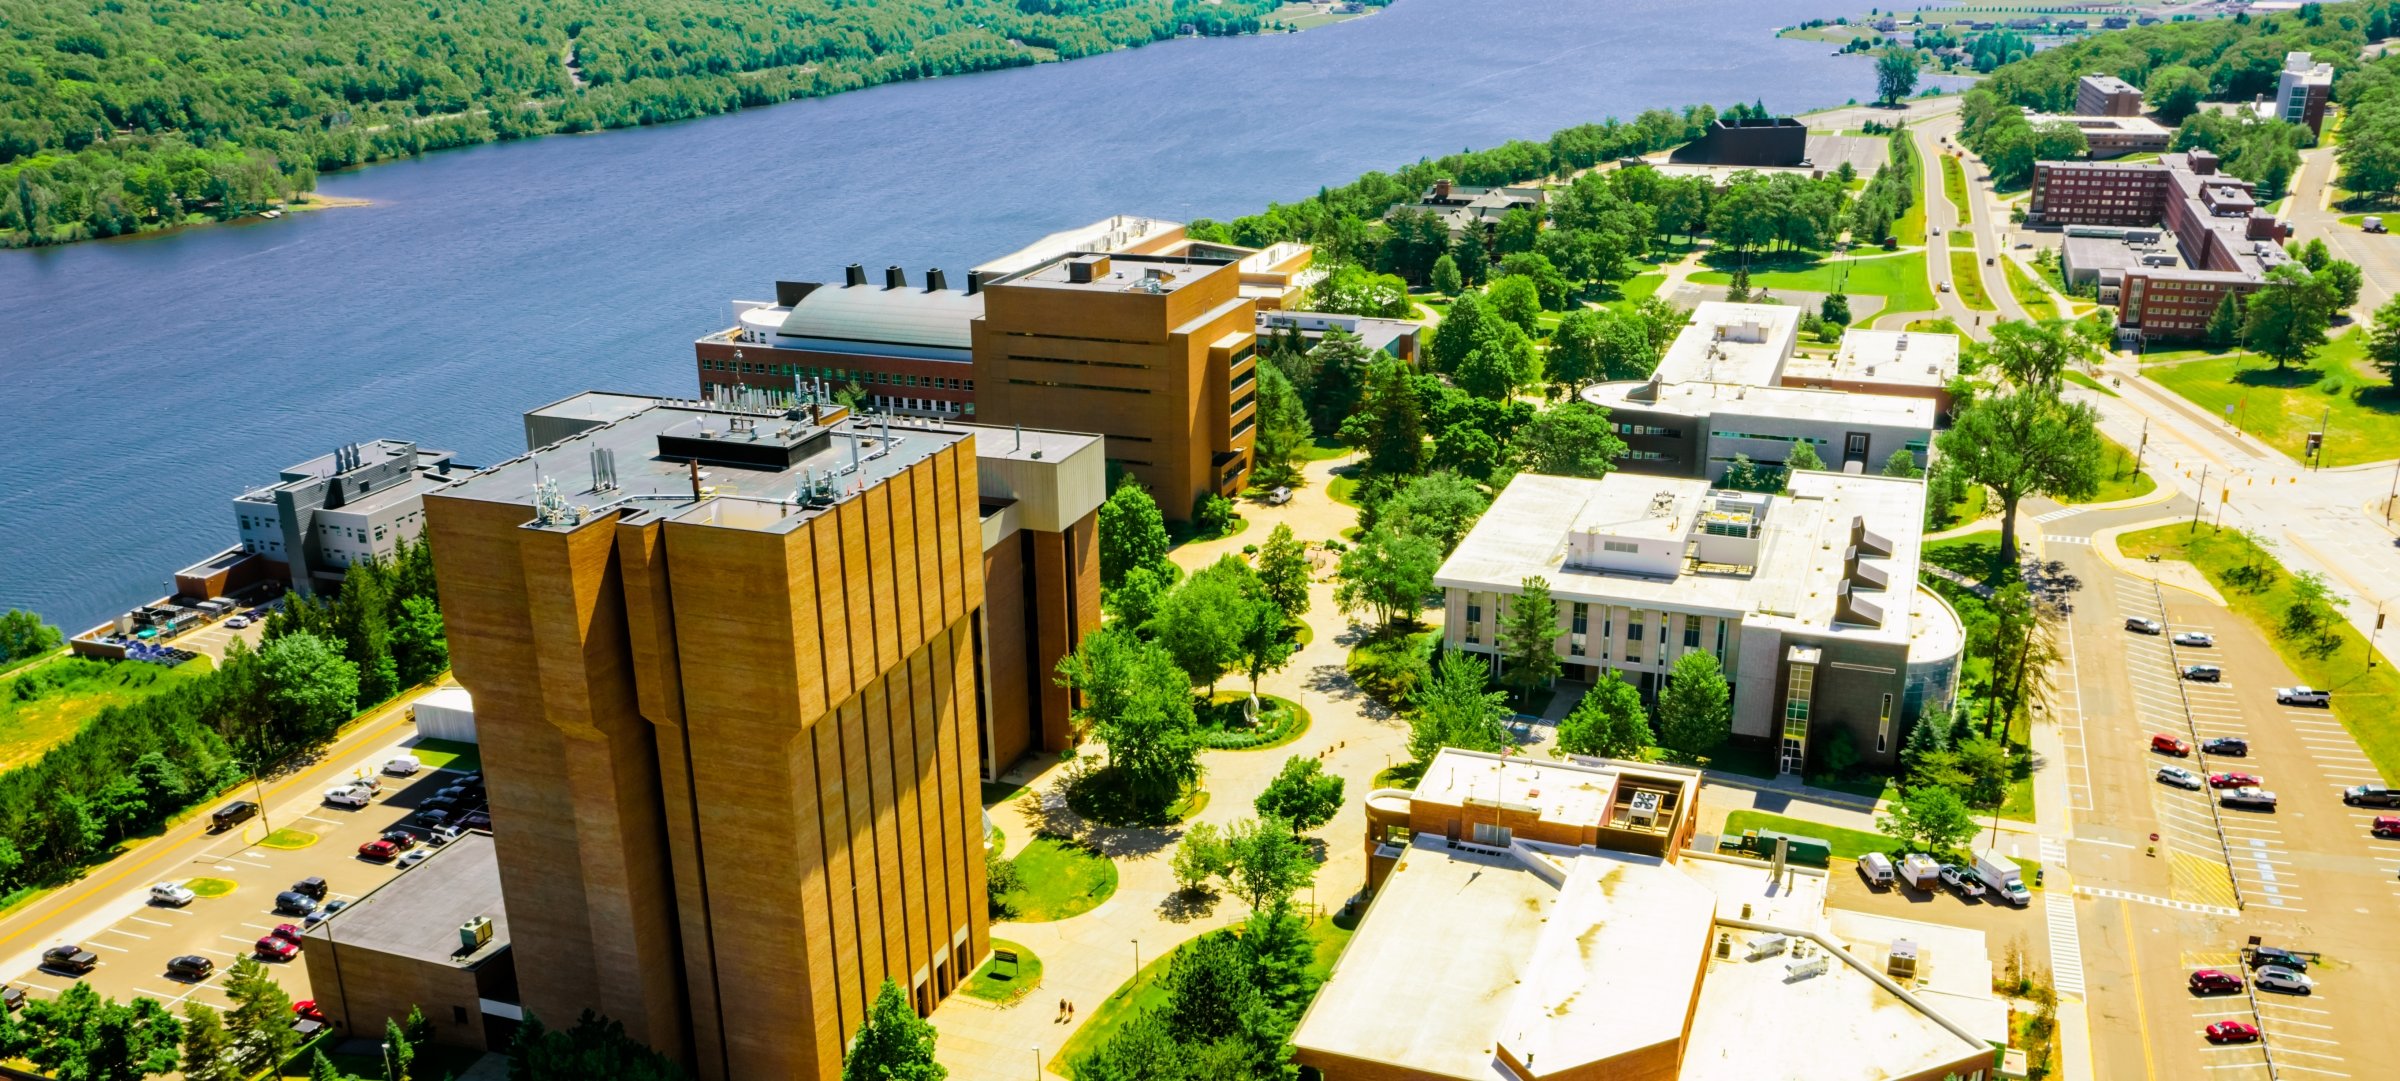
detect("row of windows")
(702, 358), (974, 392)
(1623, 450), (1674, 462)
(1006, 353), (1148, 372)
(1008, 378), (1148, 395)
(1616, 423), (1680, 437)
(878, 396), (967, 415)
(1709, 431), (1828, 445)
(1468, 600), (1727, 668)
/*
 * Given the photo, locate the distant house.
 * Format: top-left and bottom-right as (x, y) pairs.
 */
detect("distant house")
(1385, 179), (1546, 240)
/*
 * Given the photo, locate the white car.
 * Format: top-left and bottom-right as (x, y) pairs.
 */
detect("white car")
(2275, 686), (2331, 707)
(148, 882), (195, 907)
(2255, 966), (2314, 994)
(2222, 787), (2279, 810)
(224, 616), (250, 629)
(397, 849), (431, 870)
(323, 785), (373, 808)
(2173, 631), (2214, 647)
(2156, 766), (2203, 790)
(383, 755), (422, 776)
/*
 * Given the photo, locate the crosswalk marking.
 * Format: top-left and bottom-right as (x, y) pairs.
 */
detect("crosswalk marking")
(2046, 886), (2087, 998)
(2034, 506), (2086, 523)
(2073, 884), (2240, 917)
(2045, 534), (2090, 546)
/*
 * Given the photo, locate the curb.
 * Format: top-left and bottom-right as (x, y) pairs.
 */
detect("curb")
(2085, 518), (2227, 606)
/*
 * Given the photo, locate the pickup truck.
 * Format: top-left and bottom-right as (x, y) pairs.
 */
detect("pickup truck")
(2343, 785), (2400, 808)
(1938, 864), (1988, 898)
(2275, 686), (2331, 706)
(40, 945), (97, 974)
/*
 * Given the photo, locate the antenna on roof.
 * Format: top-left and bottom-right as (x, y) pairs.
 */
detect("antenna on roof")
(1015, 423), (1022, 452)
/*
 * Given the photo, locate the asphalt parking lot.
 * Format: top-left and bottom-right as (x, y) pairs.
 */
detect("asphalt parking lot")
(1, 736), (483, 1017)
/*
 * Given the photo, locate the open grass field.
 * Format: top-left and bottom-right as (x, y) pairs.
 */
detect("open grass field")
(1691, 251), (1934, 316)
(0, 658), (213, 772)
(406, 737), (481, 773)
(1948, 250), (1995, 311)
(1722, 809), (1895, 860)
(2062, 370), (2116, 397)
(1940, 153), (1971, 222)
(2143, 331), (2400, 466)
(2117, 524), (2400, 783)
(2000, 257), (2060, 318)
(996, 835), (1119, 922)
(1896, 175), (1927, 246)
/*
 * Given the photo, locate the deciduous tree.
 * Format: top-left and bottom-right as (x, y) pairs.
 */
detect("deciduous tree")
(1934, 389), (2101, 558)
(1253, 524), (1312, 620)
(1657, 650), (1732, 759)
(1254, 757), (1345, 833)
(844, 979), (946, 1081)
(2242, 262), (2336, 369)
(1407, 652), (1512, 760)
(1334, 525), (1440, 629)
(1513, 402), (1627, 478)
(1878, 784), (1977, 856)
(1495, 577), (1560, 702)
(1098, 479), (1170, 588)
(1554, 672), (1652, 759)
(1222, 818), (1316, 911)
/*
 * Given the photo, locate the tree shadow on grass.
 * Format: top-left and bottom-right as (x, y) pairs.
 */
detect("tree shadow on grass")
(2356, 385), (2400, 417)
(1158, 887), (1220, 924)
(2231, 364), (2324, 390)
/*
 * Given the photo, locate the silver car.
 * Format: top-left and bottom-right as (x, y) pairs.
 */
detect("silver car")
(2255, 966), (2314, 994)
(2173, 631), (2214, 647)
(2156, 766), (2203, 790)
(2222, 787), (2279, 810)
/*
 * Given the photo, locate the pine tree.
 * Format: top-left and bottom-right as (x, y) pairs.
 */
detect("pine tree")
(2205, 291), (2243, 349)
(1496, 576), (1561, 703)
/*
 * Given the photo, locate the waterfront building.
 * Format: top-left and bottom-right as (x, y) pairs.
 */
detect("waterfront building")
(1433, 470), (1962, 772)
(1298, 749), (2007, 1081)
(421, 388), (1103, 1080)
(209, 440), (463, 598)
(690, 216), (1288, 518)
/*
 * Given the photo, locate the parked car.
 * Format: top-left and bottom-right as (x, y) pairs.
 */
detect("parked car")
(300, 900), (349, 929)
(208, 801), (259, 832)
(1265, 486), (1293, 506)
(2202, 737), (2249, 757)
(424, 824), (463, 845)
(270, 924), (304, 945)
(2174, 631), (2214, 647)
(2371, 815), (2400, 838)
(2156, 766), (2203, 790)
(435, 785), (477, 802)
(2181, 664), (2222, 682)
(166, 955), (214, 980)
(292, 1000), (326, 1024)
(253, 936), (298, 962)
(2208, 772), (2262, 789)
(1, 986), (24, 1012)
(274, 891), (319, 916)
(419, 796), (461, 815)
(148, 882), (195, 907)
(358, 839), (400, 861)
(2343, 785), (2400, 807)
(460, 811), (492, 831)
(2189, 968), (2244, 994)
(1937, 864), (1987, 898)
(1857, 852), (1896, 888)
(413, 809), (453, 830)
(2255, 966), (2313, 994)
(1974, 850), (2031, 906)
(2125, 617), (2164, 634)
(2276, 685), (2331, 706)
(41, 945), (97, 974)
(2205, 1020), (2261, 1043)
(398, 849), (431, 870)
(2247, 946), (2309, 971)
(455, 772), (483, 787)
(2151, 734), (2192, 757)
(2221, 787), (2278, 810)
(384, 755), (422, 776)
(324, 785), (373, 808)
(290, 876), (328, 900)
(380, 829), (418, 850)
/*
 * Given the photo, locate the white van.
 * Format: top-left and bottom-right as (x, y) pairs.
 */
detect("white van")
(383, 755), (422, 776)
(1856, 852), (1896, 889)
(1974, 850), (2032, 907)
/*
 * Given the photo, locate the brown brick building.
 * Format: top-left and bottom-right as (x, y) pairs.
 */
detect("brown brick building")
(2032, 151), (2294, 340)
(423, 390), (1101, 1081)
(691, 218), (1289, 520)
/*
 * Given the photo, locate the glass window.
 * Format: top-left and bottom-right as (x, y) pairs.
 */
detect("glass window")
(1683, 615), (1700, 649)
(1570, 603), (1588, 657)
(1472, 822), (1512, 847)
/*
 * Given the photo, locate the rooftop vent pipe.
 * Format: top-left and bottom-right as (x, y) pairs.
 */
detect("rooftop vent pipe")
(844, 263), (867, 288)
(965, 270), (985, 296)
(885, 265), (906, 290)
(925, 268), (948, 292)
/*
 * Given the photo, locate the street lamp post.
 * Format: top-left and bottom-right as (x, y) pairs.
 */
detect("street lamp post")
(1032, 1047), (1042, 1080)
(1131, 940), (1140, 985)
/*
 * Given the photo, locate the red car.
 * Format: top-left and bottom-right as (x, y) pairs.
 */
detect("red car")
(2190, 969), (2244, 994)
(2206, 1020), (2261, 1044)
(2374, 816), (2400, 839)
(254, 936), (298, 961)
(357, 839), (399, 861)
(2209, 772), (2263, 789)
(271, 924), (304, 945)
(2152, 734), (2192, 757)
(292, 1000), (324, 1023)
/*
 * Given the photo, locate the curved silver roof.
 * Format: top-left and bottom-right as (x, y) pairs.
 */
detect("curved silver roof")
(777, 285), (985, 351)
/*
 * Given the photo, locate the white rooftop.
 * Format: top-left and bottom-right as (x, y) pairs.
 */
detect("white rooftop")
(1651, 302), (1803, 387)
(1585, 378), (1938, 427)
(1784, 329), (1962, 391)
(1436, 471), (1946, 649)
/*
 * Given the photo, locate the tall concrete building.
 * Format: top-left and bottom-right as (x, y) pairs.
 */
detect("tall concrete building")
(2274, 50), (2335, 135)
(2033, 151), (2294, 339)
(423, 388), (1101, 1081)
(2074, 73), (2145, 117)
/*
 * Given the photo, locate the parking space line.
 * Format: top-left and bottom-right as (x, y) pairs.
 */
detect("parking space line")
(127, 916), (171, 928)
(84, 941), (127, 952)
(101, 928), (148, 940)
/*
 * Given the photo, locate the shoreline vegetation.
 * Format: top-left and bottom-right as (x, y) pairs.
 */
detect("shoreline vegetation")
(0, 0), (1389, 250)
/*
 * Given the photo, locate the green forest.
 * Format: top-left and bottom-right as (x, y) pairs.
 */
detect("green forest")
(0, 0), (1350, 248)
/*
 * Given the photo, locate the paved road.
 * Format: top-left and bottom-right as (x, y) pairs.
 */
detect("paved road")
(0, 683), (470, 1023)
(2029, 500), (2400, 1081)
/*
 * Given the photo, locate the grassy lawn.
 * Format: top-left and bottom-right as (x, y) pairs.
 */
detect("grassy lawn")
(2117, 525), (2400, 783)
(1297, 437), (1349, 462)
(1691, 251), (1934, 316)
(963, 938), (1043, 1004)
(1948, 250), (1995, 311)
(1928, 483), (1987, 531)
(1054, 916), (1352, 1077)
(1939, 153), (1971, 222)
(185, 877), (236, 897)
(407, 737), (482, 773)
(2062, 432), (2157, 504)
(2144, 332), (2400, 466)
(1896, 177), (1927, 246)
(1198, 692), (1311, 751)
(1722, 809), (1895, 860)
(258, 828), (317, 850)
(0, 658), (213, 771)
(995, 835), (1119, 922)
(1327, 473), (1361, 508)
(1600, 272), (1668, 316)
(2062, 369), (2116, 397)
(2000, 257), (2059, 318)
